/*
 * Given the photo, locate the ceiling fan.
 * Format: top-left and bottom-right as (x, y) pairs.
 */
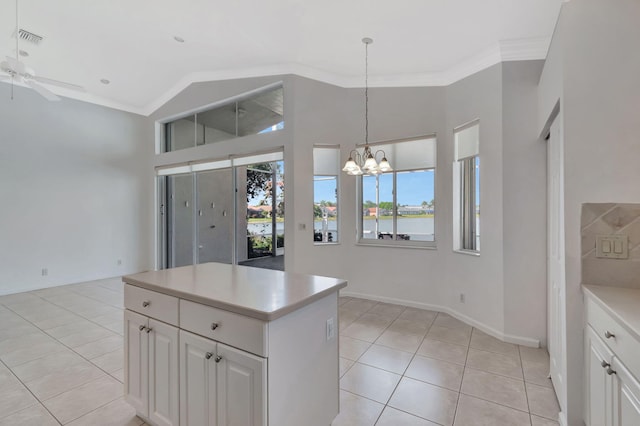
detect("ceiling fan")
(0, 0), (85, 101)
(0, 56), (85, 101)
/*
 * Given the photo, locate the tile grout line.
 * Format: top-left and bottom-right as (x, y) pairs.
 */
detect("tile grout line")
(0, 285), (127, 422)
(518, 345), (534, 426)
(0, 354), (63, 425)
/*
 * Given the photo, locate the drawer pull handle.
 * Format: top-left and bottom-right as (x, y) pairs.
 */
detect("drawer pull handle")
(142, 301), (151, 308)
(205, 352), (214, 360)
(139, 325), (146, 332)
(604, 331), (615, 339)
(606, 367), (617, 376)
(145, 327), (153, 334)
(211, 322), (219, 331)
(601, 360), (610, 368)
(215, 355), (223, 363)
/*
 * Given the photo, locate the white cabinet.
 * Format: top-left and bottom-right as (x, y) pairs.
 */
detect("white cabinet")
(585, 325), (614, 426)
(125, 310), (179, 426)
(216, 342), (266, 426)
(584, 293), (640, 426)
(124, 281), (339, 426)
(612, 358), (640, 426)
(179, 331), (266, 426)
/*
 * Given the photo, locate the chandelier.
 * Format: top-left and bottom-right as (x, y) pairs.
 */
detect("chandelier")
(342, 37), (392, 176)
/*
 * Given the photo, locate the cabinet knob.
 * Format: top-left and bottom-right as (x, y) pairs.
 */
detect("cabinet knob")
(145, 327), (153, 334)
(205, 352), (214, 360)
(139, 325), (146, 332)
(142, 301), (151, 308)
(606, 367), (617, 376)
(215, 355), (223, 363)
(211, 322), (219, 331)
(601, 360), (610, 368)
(604, 331), (615, 339)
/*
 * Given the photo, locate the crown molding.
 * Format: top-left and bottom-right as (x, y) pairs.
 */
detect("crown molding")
(3, 36), (552, 117)
(145, 36), (551, 116)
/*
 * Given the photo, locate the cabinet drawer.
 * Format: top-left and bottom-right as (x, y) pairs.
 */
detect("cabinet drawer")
(125, 284), (179, 326)
(180, 300), (267, 357)
(586, 298), (640, 379)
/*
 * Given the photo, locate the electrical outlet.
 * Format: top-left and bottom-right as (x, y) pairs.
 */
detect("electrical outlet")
(459, 293), (465, 303)
(41, 268), (48, 276)
(326, 317), (336, 341)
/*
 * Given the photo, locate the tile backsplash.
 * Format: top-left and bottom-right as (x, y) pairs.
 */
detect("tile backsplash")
(581, 203), (640, 288)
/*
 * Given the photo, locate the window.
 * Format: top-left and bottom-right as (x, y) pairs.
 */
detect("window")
(313, 146), (340, 243)
(163, 85), (284, 152)
(358, 137), (436, 247)
(453, 121), (480, 252)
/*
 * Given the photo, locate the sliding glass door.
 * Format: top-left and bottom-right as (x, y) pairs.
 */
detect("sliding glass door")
(196, 169), (233, 265)
(159, 152), (284, 271)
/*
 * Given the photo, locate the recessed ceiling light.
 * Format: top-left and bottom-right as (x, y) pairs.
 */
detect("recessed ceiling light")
(100, 79), (110, 85)
(18, 50), (29, 57)
(174, 36), (185, 43)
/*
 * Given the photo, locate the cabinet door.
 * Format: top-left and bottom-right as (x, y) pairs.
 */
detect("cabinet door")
(612, 358), (640, 426)
(216, 343), (266, 426)
(148, 319), (179, 426)
(125, 310), (149, 416)
(180, 330), (217, 426)
(585, 326), (614, 426)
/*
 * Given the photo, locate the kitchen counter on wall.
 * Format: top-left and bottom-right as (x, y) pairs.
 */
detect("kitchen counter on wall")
(583, 285), (640, 341)
(123, 262), (347, 321)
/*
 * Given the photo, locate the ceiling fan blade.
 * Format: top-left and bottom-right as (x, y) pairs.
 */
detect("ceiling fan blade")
(33, 75), (85, 92)
(5, 56), (21, 68)
(26, 80), (61, 101)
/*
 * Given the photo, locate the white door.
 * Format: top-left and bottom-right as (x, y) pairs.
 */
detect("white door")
(216, 343), (266, 426)
(180, 330), (218, 426)
(125, 310), (149, 416)
(148, 319), (180, 426)
(612, 358), (640, 426)
(585, 327), (614, 426)
(547, 113), (567, 414)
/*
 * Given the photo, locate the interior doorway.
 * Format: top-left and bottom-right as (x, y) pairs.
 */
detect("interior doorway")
(546, 111), (567, 419)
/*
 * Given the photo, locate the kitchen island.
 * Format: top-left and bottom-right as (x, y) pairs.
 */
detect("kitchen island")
(122, 262), (347, 426)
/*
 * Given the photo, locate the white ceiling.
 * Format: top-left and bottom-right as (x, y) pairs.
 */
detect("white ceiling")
(0, 0), (563, 115)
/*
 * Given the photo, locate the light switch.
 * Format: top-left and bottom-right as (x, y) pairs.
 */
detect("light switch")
(614, 240), (623, 254)
(596, 235), (628, 259)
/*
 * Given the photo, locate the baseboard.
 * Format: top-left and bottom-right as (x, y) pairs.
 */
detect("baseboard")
(0, 274), (126, 297)
(340, 290), (540, 348)
(558, 411), (567, 426)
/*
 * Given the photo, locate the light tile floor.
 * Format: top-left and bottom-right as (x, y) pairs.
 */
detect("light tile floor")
(0, 277), (143, 426)
(336, 297), (561, 426)
(0, 278), (561, 426)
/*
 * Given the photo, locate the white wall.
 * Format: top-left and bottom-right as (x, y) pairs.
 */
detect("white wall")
(502, 61), (547, 344)
(150, 65), (547, 345)
(538, 1), (640, 424)
(0, 84), (153, 295)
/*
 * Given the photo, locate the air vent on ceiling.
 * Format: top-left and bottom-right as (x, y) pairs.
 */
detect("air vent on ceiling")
(17, 29), (43, 45)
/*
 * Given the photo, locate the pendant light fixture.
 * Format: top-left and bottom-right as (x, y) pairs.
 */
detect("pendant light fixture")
(342, 37), (392, 176)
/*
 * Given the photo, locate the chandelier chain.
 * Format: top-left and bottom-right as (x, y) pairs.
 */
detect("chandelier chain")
(365, 40), (369, 145)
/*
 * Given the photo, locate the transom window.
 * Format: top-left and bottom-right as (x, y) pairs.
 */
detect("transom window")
(163, 85), (283, 153)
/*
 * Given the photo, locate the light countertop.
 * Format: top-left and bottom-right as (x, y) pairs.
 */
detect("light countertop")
(123, 262), (347, 321)
(583, 285), (640, 342)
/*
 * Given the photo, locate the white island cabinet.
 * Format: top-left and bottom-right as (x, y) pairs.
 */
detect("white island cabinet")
(584, 286), (640, 426)
(123, 262), (347, 426)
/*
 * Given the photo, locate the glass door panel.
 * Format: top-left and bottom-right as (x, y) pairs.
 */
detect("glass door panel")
(167, 174), (194, 267)
(196, 169), (234, 264)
